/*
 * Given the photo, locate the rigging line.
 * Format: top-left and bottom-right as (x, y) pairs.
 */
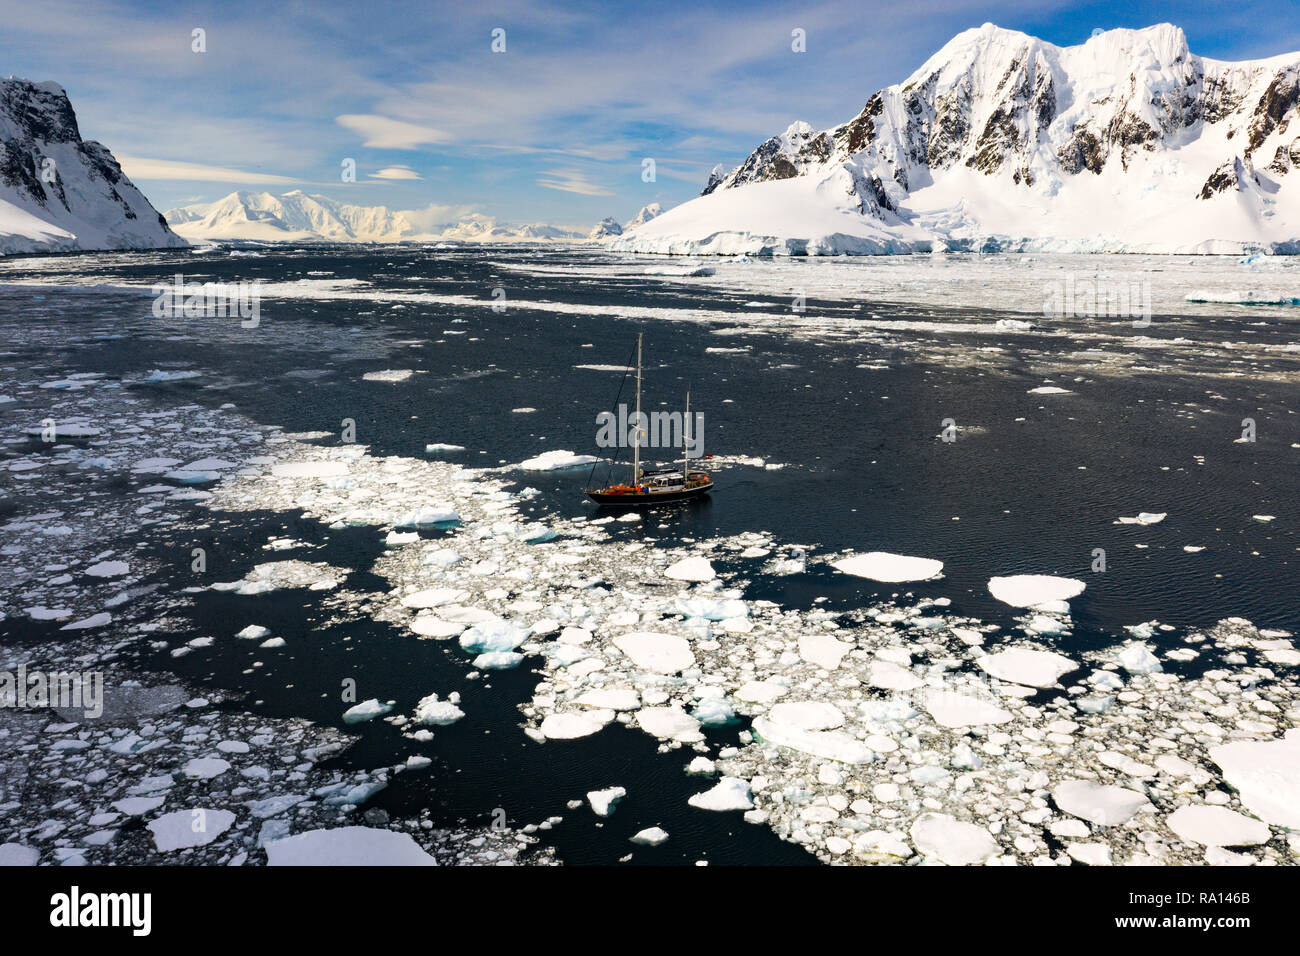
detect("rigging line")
(584, 336), (639, 489)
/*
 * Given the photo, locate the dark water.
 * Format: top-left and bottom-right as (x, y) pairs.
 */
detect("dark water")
(2, 244), (1298, 864)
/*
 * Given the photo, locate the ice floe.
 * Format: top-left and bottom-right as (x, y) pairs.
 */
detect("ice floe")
(977, 648), (1077, 688)
(1166, 805), (1270, 847)
(148, 809), (236, 851)
(1052, 780), (1150, 826)
(688, 777), (753, 811)
(987, 575), (1085, 609)
(909, 813), (998, 865)
(831, 551), (944, 583)
(517, 450), (598, 471)
(265, 826), (437, 865)
(663, 556), (716, 582)
(1209, 731), (1300, 829)
(586, 786), (626, 817)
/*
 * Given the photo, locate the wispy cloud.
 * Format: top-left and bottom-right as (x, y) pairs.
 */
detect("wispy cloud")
(535, 168), (614, 196)
(116, 156), (298, 184)
(336, 114), (452, 150)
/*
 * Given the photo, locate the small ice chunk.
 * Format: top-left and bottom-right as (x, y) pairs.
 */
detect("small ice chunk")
(473, 651), (524, 669)
(924, 692), (1012, 728)
(1052, 780), (1150, 826)
(362, 369), (414, 382)
(60, 612), (112, 631)
(586, 786), (626, 817)
(1116, 512), (1167, 525)
(343, 699), (393, 724)
(413, 693), (465, 726)
(751, 716), (872, 763)
(663, 556), (716, 582)
(630, 826), (668, 846)
(459, 618), (528, 654)
(735, 680), (787, 703)
(636, 707), (704, 743)
(799, 633), (852, 670)
(613, 631), (694, 673)
(574, 687), (640, 711)
(182, 757), (230, 779)
(148, 809), (236, 851)
(1115, 643), (1162, 675)
(0, 844), (40, 866)
(410, 616), (465, 639)
(1066, 843), (1112, 865)
(688, 777), (753, 811)
(539, 711), (614, 739)
(868, 660), (924, 691)
(909, 813), (998, 865)
(768, 701), (845, 731)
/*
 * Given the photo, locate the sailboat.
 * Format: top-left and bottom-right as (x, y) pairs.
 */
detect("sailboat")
(585, 333), (714, 505)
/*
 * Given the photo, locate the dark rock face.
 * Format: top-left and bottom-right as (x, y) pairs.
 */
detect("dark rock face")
(926, 82), (970, 170)
(1267, 137), (1300, 173)
(1199, 157), (1253, 199)
(0, 78), (182, 251)
(701, 166), (726, 196)
(1057, 127), (1105, 175)
(1246, 70), (1299, 155)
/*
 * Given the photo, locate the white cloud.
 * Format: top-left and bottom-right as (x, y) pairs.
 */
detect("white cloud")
(116, 156), (298, 184)
(397, 202), (480, 232)
(367, 164), (422, 180)
(336, 114), (451, 150)
(535, 169), (614, 196)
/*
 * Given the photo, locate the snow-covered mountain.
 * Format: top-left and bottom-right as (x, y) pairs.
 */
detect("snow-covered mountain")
(588, 216), (623, 240)
(432, 213), (586, 243)
(611, 24), (1300, 255)
(166, 191), (417, 243)
(624, 203), (663, 231)
(167, 192), (592, 244)
(0, 77), (184, 255)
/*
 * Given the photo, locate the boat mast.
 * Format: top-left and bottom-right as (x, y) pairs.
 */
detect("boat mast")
(632, 332), (642, 485)
(682, 389), (690, 480)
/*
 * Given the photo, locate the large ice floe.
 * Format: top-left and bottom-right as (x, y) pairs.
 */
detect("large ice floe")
(190, 435), (1300, 866)
(831, 552), (944, 583)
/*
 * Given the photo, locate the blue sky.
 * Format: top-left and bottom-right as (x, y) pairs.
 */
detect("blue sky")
(2, 0), (1295, 228)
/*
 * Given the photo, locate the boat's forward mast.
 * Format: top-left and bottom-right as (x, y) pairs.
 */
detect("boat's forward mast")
(632, 331), (642, 487)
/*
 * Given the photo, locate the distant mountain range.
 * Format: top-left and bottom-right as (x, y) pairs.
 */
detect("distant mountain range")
(0, 77), (184, 254)
(166, 191), (667, 245)
(610, 24), (1300, 255)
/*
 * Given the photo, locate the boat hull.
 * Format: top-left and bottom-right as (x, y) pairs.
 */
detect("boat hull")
(585, 483), (713, 506)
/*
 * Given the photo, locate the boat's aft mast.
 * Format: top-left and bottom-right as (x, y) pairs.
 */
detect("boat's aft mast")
(632, 332), (643, 486)
(682, 388), (690, 480)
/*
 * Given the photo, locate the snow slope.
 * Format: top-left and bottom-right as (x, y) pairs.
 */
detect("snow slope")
(611, 24), (1300, 256)
(0, 78), (185, 255)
